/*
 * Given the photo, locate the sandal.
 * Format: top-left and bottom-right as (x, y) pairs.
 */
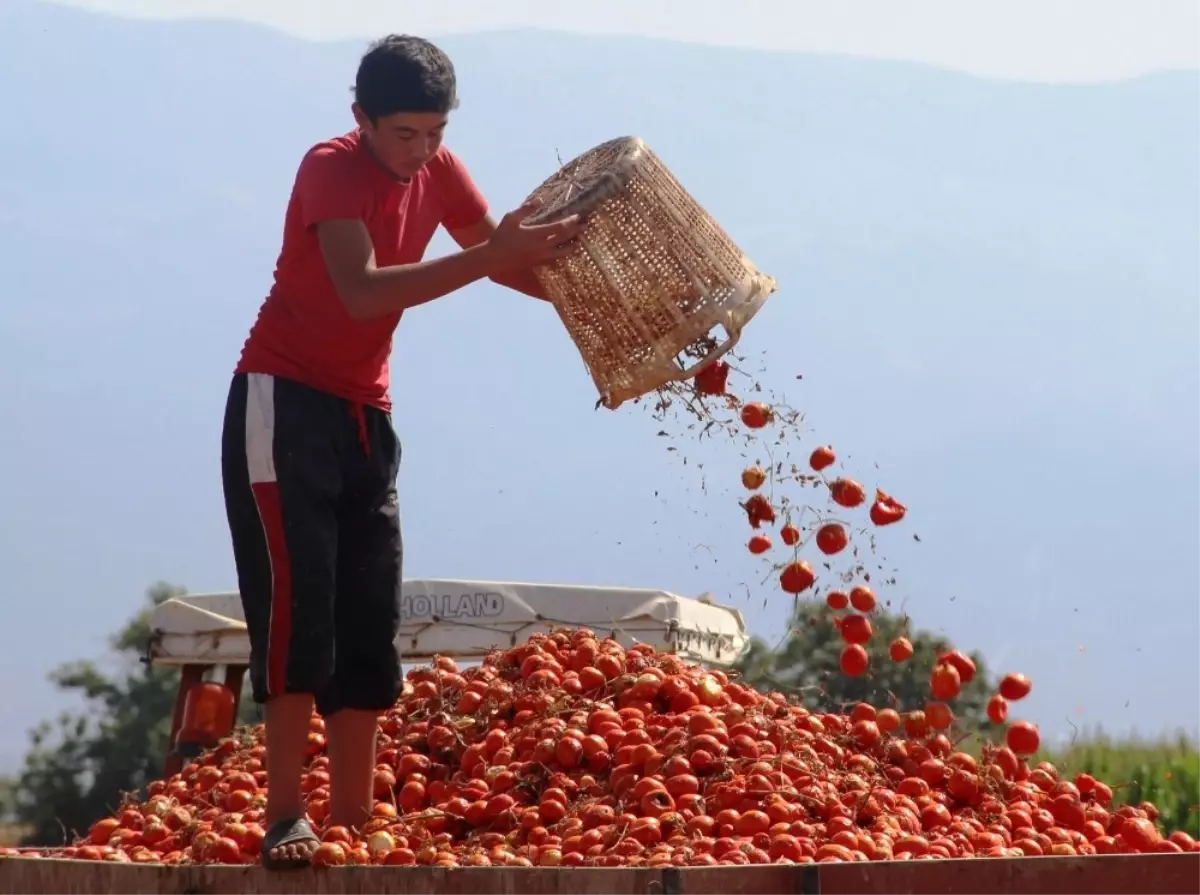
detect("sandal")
(261, 817), (319, 870)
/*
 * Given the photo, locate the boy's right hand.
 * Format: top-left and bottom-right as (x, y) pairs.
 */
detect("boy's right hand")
(484, 201), (583, 271)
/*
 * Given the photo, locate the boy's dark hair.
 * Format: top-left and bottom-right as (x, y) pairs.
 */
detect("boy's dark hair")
(354, 35), (458, 121)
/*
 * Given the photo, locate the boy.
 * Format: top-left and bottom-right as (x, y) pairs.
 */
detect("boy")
(220, 34), (581, 868)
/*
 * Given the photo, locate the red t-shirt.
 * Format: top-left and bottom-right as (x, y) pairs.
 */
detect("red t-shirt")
(235, 130), (489, 411)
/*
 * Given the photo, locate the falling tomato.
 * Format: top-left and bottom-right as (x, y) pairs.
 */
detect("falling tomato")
(869, 489), (907, 526)
(693, 360), (729, 396)
(825, 590), (849, 611)
(929, 662), (962, 701)
(839, 644), (869, 677)
(779, 561), (815, 594)
(747, 534), (772, 555)
(809, 445), (836, 472)
(839, 614), (872, 645)
(937, 650), (977, 685)
(1006, 721), (1040, 756)
(739, 402), (773, 430)
(815, 523), (849, 555)
(829, 478), (866, 509)
(741, 465), (767, 490)
(889, 637), (913, 662)
(999, 673), (1032, 701)
(741, 494), (776, 528)
(849, 585), (876, 613)
(987, 694), (1009, 725)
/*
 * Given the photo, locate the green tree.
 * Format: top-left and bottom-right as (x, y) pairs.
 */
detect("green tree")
(10, 582), (257, 847)
(735, 599), (995, 732)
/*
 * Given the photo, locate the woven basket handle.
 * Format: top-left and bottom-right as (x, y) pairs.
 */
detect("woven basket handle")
(665, 325), (742, 383)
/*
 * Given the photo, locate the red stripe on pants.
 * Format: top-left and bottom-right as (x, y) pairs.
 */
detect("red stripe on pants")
(251, 480), (292, 697)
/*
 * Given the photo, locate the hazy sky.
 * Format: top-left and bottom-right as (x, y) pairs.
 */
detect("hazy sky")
(49, 0), (1200, 82)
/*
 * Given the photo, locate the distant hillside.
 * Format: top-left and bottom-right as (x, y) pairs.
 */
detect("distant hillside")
(0, 0), (1196, 772)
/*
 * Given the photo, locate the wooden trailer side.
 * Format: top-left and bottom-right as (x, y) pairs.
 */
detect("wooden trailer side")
(1, 853), (1197, 895)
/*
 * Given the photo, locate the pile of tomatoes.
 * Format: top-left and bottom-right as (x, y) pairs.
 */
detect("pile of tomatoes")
(12, 631), (1193, 868)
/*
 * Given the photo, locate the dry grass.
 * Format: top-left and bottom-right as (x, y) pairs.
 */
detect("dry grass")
(0, 822), (31, 847)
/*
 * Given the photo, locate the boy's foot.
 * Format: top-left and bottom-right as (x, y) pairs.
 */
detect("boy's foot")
(261, 817), (319, 870)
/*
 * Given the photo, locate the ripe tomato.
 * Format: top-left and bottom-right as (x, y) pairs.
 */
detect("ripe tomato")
(809, 445), (836, 471)
(904, 711), (929, 739)
(869, 489), (907, 526)
(889, 637), (913, 662)
(825, 590), (849, 611)
(877, 708), (901, 732)
(829, 478), (866, 508)
(929, 662), (962, 700)
(999, 673), (1032, 701)
(739, 402), (773, 429)
(1006, 721), (1041, 756)
(925, 702), (953, 730)
(311, 842), (347, 868)
(815, 523), (848, 555)
(838, 614), (872, 645)
(741, 494), (776, 528)
(89, 818), (120, 846)
(779, 523), (800, 546)
(839, 645), (869, 677)
(849, 585), (876, 612)
(210, 835), (242, 863)
(779, 561), (815, 594)
(693, 360), (729, 396)
(1120, 817), (1162, 851)
(938, 649), (977, 685)
(748, 534), (772, 555)
(986, 694), (1008, 725)
(741, 465), (767, 490)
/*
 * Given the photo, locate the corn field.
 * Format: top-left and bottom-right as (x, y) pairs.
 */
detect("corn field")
(1042, 731), (1199, 837)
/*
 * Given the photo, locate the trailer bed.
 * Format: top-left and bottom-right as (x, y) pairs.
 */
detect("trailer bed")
(1, 853), (1197, 894)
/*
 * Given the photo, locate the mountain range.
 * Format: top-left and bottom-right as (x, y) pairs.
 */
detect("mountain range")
(0, 0), (1196, 770)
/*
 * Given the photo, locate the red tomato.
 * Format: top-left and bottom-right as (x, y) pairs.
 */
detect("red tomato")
(999, 673), (1032, 701)
(849, 585), (876, 612)
(829, 478), (866, 508)
(839, 645), (869, 677)
(1006, 721), (1041, 756)
(740, 402), (773, 429)
(889, 637), (913, 662)
(748, 534), (772, 555)
(741, 465), (767, 490)
(809, 445), (836, 471)
(779, 561), (815, 594)
(869, 488), (907, 526)
(815, 523), (848, 555)
(693, 360), (729, 396)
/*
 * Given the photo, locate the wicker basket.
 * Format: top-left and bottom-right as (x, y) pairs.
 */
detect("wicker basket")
(525, 136), (777, 409)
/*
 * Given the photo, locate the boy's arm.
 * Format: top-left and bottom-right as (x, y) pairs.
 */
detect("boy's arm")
(319, 210), (580, 322)
(318, 219), (501, 320)
(447, 216), (551, 301)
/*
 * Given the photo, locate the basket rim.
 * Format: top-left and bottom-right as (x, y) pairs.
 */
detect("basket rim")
(525, 136), (647, 224)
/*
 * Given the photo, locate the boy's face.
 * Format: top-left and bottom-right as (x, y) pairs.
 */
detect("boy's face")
(354, 105), (448, 180)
